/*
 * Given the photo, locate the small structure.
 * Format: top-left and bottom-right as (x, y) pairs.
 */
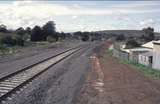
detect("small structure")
(138, 51), (153, 67)
(142, 41), (154, 49)
(123, 48), (152, 64)
(113, 40), (160, 70)
(153, 41), (160, 70)
(142, 40), (160, 49)
(113, 42), (129, 61)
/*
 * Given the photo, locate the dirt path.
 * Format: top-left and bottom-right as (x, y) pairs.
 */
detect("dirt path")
(75, 42), (160, 104)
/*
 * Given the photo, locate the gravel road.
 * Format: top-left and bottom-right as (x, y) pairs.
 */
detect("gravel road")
(0, 41), (102, 104)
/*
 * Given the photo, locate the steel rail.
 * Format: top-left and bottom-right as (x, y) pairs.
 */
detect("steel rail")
(0, 47), (81, 102)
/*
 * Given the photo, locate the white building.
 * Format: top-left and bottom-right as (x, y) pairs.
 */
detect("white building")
(138, 51), (153, 67)
(153, 41), (160, 70)
(142, 41), (154, 49)
(142, 40), (160, 49)
(122, 47), (152, 63)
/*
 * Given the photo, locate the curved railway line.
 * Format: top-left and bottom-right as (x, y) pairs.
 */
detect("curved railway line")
(0, 46), (82, 103)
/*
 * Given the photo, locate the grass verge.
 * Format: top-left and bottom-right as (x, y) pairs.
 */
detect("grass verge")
(0, 46), (18, 55)
(107, 49), (160, 79)
(106, 49), (113, 56)
(0, 42), (51, 56)
(120, 58), (160, 79)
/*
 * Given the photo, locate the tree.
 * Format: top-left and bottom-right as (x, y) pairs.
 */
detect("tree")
(81, 32), (90, 41)
(16, 27), (25, 36)
(125, 39), (140, 49)
(25, 27), (31, 35)
(0, 24), (7, 32)
(142, 27), (155, 41)
(73, 31), (83, 40)
(42, 21), (57, 41)
(23, 27), (32, 41)
(116, 34), (126, 41)
(65, 33), (72, 39)
(0, 35), (15, 46)
(0, 35), (24, 46)
(59, 32), (66, 40)
(81, 34), (89, 41)
(13, 35), (24, 46)
(31, 26), (43, 41)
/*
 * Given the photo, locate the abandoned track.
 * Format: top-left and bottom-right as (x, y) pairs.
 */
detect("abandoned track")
(0, 47), (81, 103)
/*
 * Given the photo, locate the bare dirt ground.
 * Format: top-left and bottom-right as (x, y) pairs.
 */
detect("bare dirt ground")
(75, 41), (160, 104)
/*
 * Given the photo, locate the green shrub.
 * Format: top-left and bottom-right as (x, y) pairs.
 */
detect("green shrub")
(125, 39), (140, 49)
(0, 35), (16, 46)
(106, 49), (113, 55)
(0, 35), (24, 46)
(47, 36), (57, 43)
(13, 35), (24, 46)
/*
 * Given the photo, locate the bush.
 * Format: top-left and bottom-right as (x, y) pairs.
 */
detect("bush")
(47, 36), (57, 43)
(81, 34), (89, 41)
(115, 34), (126, 41)
(0, 35), (16, 46)
(125, 39), (140, 49)
(13, 35), (24, 46)
(0, 35), (24, 46)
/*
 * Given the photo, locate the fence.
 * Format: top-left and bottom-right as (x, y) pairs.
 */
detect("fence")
(113, 48), (129, 61)
(113, 48), (147, 64)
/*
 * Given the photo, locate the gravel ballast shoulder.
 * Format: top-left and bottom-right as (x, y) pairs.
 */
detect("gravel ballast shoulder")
(3, 42), (99, 104)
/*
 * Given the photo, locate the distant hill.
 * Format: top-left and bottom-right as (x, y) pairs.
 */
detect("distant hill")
(96, 30), (160, 38)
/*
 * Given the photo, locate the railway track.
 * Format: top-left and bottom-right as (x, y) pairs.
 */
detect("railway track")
(0, 47), (81, 103)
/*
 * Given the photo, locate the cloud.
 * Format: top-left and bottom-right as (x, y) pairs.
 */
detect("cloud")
(0, 1), (159, 31)
(13, 0), (33, 6)
(72, 15), (78, 19)
(139, 19), (155, 26)
(109, 1), (160, 8)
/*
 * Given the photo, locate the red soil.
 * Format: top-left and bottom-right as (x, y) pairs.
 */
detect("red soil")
(75, 41), (160, 104)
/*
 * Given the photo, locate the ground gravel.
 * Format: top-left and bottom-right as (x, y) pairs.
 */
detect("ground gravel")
(1, 42), (101, 104)
(0, 40), (85, 79)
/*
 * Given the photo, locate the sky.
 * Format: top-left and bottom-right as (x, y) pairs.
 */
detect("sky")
(0, 0), (160, 32)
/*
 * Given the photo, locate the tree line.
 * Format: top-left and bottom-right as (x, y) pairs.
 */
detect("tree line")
(73, 31), (102, 41)
(0, 20), (102, 47)
(0, 21), (67, 46)
(115, 27), (155, 49)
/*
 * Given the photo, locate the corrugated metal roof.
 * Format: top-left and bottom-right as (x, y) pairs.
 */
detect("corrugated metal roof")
(121, 47), (152, 53)
(142, 40), (160, 49)
(142, 41), (154, 49)
(129, 47), (152, 52)
(153, 41), (160, 45)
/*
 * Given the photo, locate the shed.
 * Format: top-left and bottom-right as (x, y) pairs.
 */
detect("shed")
(127, 48), (152, 64)
(153, 41), (160, 70)
(138, 51), (153, 67)
(142, 40), (160, 49)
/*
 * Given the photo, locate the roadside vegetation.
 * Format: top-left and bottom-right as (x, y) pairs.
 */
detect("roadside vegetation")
(106, 49), (113, 56)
